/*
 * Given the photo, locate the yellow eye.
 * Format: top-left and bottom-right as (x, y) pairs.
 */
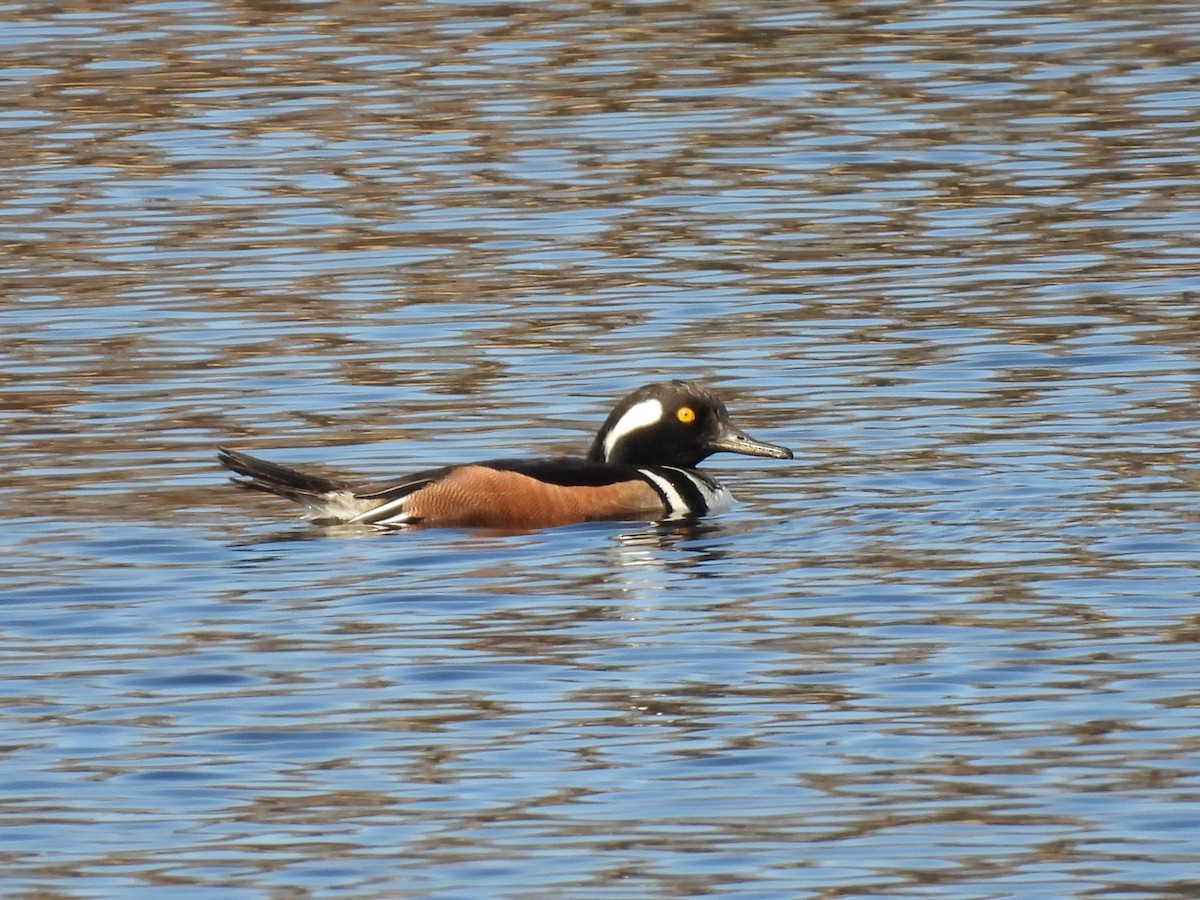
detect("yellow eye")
(676, 406), (696, 424)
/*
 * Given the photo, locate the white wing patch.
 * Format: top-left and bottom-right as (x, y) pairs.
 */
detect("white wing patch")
(602, 398), (663, 461)
(348, 494), (412, 526)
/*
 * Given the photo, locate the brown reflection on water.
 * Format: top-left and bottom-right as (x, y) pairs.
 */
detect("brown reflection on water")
(4, 0), (1200, 895)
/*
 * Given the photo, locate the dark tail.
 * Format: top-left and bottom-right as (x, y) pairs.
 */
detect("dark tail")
(217, 447), (347, 501)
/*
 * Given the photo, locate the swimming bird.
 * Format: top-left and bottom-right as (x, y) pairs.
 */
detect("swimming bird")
(217, 380), (792, 529)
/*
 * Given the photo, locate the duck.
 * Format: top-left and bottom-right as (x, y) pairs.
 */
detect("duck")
(217, 380), (792, 529)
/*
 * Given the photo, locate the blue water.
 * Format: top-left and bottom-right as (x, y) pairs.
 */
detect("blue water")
(4, 0), (1200, 895)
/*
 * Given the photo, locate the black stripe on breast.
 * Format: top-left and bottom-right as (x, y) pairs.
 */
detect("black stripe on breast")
(636, 471), (673, 512)
(638, 467), (716, 517)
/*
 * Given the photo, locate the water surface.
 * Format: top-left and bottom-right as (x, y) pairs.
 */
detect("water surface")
(4, 0), (1200, 895)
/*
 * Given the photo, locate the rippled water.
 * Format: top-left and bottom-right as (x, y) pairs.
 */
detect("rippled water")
(5, 0), (1200, 895)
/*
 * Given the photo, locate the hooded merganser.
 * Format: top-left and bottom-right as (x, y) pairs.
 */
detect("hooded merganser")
(218, 380), (792, 529)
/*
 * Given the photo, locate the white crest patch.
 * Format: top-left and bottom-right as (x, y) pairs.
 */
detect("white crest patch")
(602, 398), (663, 461)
